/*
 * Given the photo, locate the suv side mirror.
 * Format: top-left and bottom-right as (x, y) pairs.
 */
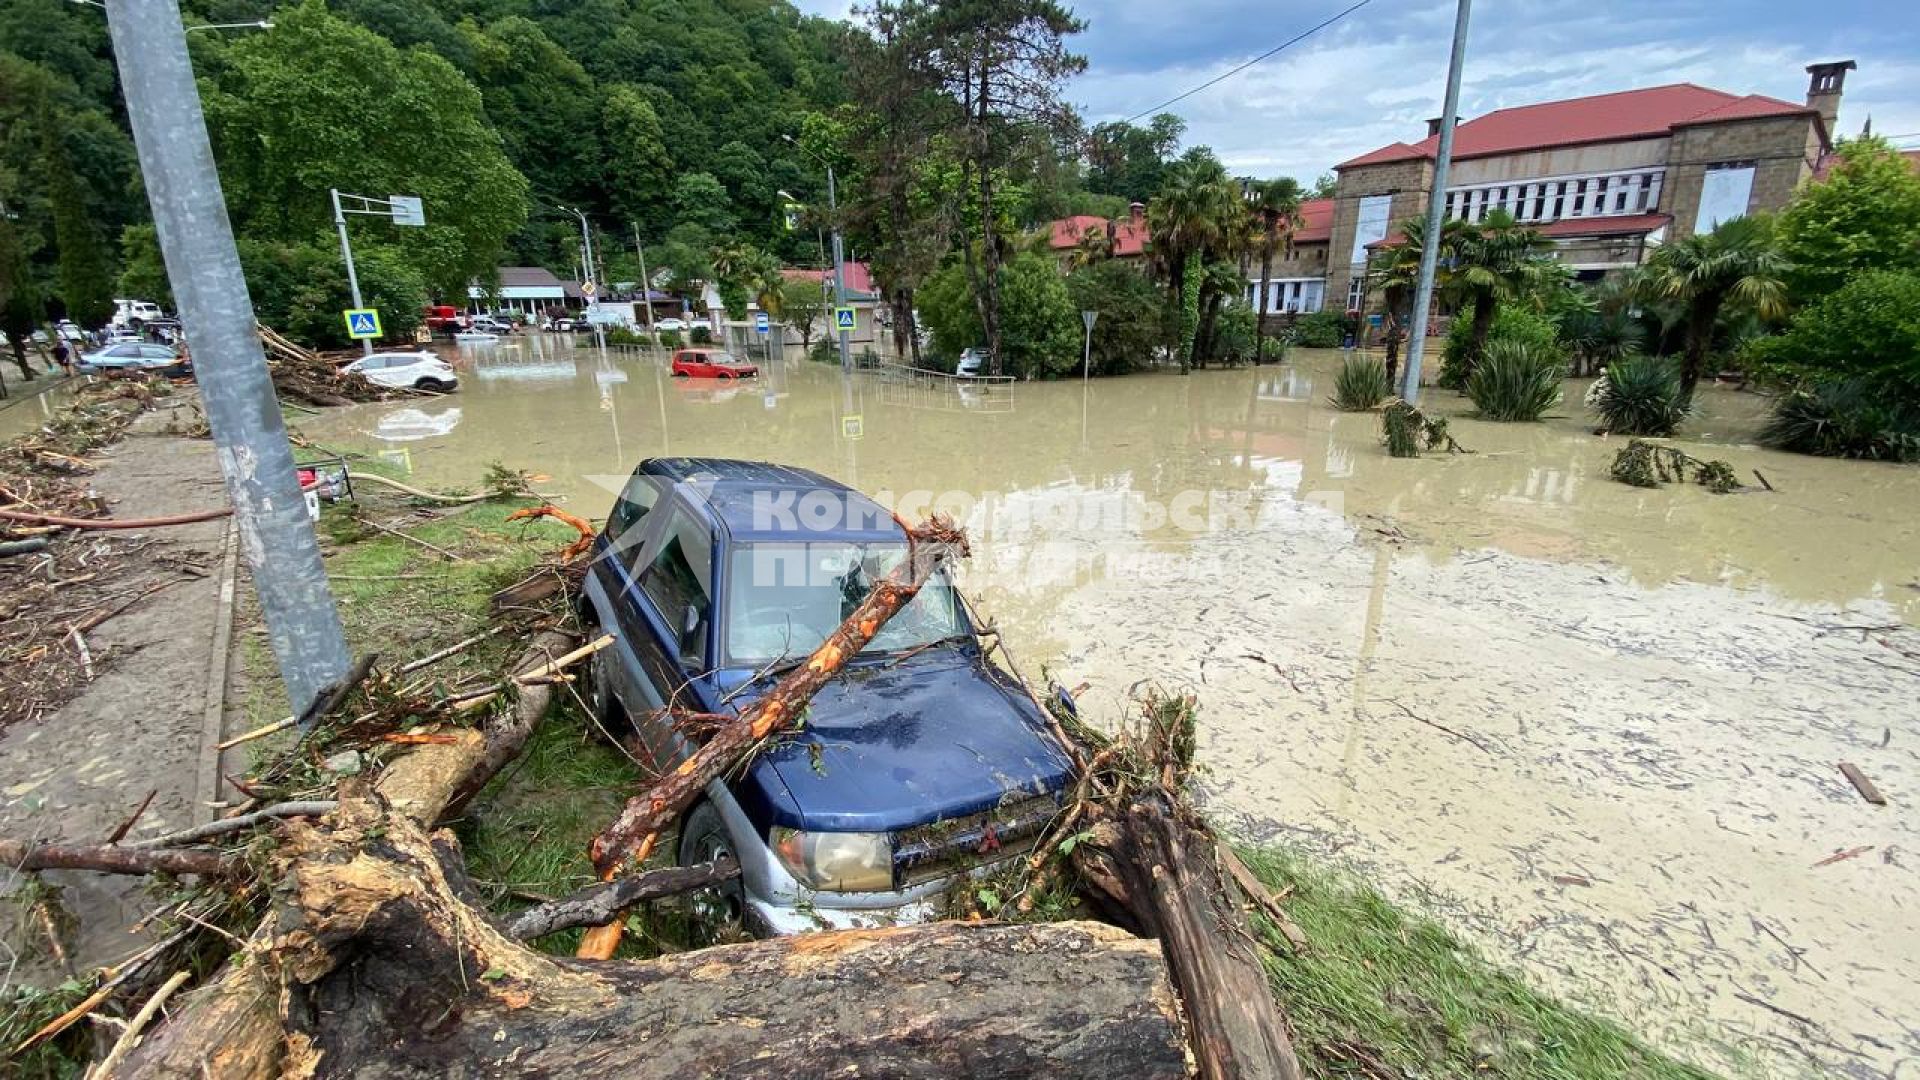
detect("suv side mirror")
(678, 604), (704, 667)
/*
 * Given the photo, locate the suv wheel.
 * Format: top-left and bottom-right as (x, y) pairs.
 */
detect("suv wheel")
(678, 800), (746, 938)
(579, 617), (630, 742)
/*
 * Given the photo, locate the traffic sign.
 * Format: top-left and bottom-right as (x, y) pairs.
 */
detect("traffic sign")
(834, 306), (856, 332)
(841, 414), (863, 440)
(754, 311), (770, 335)
(581, 280), (597, 298)
(389, 195), (425, 227)
(344, 308), (382, 340)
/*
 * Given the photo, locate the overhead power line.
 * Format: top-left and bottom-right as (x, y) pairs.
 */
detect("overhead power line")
(1121, 0), (1375, 125)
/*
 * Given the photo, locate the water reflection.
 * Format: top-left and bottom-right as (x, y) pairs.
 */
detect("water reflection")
(373, 405), (462, 442)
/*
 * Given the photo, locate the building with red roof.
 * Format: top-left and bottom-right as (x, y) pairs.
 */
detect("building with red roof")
(1325, 61), (1855, 312)
(1044, 204), (1153, 264)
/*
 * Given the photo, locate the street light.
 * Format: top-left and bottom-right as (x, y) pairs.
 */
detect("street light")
(558, 206), (603, 340)
(185, 20), (272, 32)
(782, 134), (850, 373)
(330, 190), (426, 356)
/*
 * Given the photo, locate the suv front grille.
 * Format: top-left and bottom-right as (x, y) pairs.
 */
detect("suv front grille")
(892, 792), (1060, 887)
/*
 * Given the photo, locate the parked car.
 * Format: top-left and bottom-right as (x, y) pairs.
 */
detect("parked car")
(343, 351), (458, 392)
(579, 458), (1074, 934)
(469, 315), (514, 335)
(670, 348), (757, 379)
(77, 342), (189, 377)
(654, 317), (688, 333)
(955, 348), (990, 377)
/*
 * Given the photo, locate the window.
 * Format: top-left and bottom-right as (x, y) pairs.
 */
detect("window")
(725, 543), (963, 664)
(1695, 162), (1756, 232)
(607, 473), (663, 564)
(1349, 195), (1392, 265)
(140, 346), (175, 360)
(639, 506), (713, 668)
(107, 344), (141, 357)
(1345, 276), (1366, 314)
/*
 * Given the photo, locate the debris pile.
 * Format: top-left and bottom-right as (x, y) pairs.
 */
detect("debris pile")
(1610, 438), (1742, 493)
(1380, 398), (1470, 458)
(258, 324), (391, 407)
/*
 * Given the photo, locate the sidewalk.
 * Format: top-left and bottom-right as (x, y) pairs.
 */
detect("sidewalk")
(0, 401), (239, 980)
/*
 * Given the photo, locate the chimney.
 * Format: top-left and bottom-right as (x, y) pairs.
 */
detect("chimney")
(1426, 117), (1444, 137)
(1804, 60), (1856, 142)
(1127, 201), (1145, 224)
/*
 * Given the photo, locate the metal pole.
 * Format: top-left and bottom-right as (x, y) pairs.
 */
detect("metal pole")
(828, 164), (850, 372)
(631, 223), (657, 339)
(1401, 0), (1471, 403)
(330, 188), (371, 358)
(107, 0), (350, 717)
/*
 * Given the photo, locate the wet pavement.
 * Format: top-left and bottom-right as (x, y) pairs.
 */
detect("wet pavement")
(298, 336), (1920, 1078)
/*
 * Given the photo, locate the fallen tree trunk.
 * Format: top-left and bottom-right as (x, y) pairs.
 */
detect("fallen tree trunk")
(124, 793), (1189, 1079)
(0, 838), (239, 877)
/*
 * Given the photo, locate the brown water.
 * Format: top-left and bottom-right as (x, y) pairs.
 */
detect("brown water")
(302, 338), (1920, 1078)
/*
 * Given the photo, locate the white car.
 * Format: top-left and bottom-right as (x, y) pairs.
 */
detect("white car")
(112, 299), (165, 328)
(653, 318), (688, 333)
(955, 348), (990, 377)
(344, 351), (458, 392)
(470, 315), (515, 334)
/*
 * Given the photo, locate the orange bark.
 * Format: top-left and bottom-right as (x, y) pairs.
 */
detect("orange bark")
(506, 504), (597, 561)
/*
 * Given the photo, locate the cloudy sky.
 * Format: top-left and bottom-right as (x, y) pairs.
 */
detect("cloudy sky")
(794, 0), (1920, 182)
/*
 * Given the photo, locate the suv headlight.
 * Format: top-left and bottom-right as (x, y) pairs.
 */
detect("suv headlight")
(772, 828), (893, 892)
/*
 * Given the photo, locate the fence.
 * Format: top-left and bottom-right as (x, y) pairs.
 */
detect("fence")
(866, 361), (1015, 414)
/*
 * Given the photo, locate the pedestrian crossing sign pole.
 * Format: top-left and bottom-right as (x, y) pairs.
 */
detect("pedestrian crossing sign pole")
(344, 308), (382, 340)
(834, 306), (856, 332)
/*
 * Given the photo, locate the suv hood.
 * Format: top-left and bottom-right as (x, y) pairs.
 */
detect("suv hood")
(726, 648), (1073, 833)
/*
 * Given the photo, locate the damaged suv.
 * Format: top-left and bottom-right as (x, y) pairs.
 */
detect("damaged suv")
(580, 458), (1073, 933)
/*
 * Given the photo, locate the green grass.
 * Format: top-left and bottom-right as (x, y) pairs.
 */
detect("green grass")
(1238, 847), (1719, 1080)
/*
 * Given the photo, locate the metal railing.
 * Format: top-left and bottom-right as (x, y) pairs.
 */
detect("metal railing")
(866, 361), (1015, 413)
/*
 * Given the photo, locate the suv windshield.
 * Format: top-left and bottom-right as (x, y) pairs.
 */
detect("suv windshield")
(725, 542), (964, 663)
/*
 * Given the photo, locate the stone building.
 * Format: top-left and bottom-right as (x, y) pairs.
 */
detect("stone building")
(1324, 61), (1855, 313)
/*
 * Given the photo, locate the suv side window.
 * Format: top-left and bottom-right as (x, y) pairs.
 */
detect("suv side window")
(606, 473), (663, 567)
(638, 505), (713, 670)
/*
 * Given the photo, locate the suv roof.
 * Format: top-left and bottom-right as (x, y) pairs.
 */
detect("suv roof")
(639, 457), (901, 544)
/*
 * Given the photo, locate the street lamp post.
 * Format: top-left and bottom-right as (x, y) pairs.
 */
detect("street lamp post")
(783, 135), (850, 373)
(330, 189), (424, 356)
(1402, 0), (1473, 402)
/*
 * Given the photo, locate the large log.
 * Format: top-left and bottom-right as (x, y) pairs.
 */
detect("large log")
(125, 792), (1189, 1079)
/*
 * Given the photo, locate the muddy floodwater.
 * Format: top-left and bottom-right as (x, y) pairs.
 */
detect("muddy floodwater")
(302, 337), (1920, 1078)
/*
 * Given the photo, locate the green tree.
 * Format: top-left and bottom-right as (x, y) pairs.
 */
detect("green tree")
(1368, 216), (1472, 388)
(995, 251), (1077, 378)
(203, 0), (528, 299)
(455, 16), (602, 210)
(1149, 153), (1239, 373)
(783, 281), (826, 352)
(912, 0), (1085, 374)
(710, 140), (773, 230)
(1307, 173), (1337, 200)
(1247, 176), (1303, 363)
(1085, 114), (1184, 202)
(1177, 259), (1201, 372)
(671, 173), (734, 234)
(1, 214), (44, 386)
(1776, 136), (1920, 301)
(41, 108), (114, 330)
(1066, 260), (1167, 375)
(1745, 270), (1920, 401)
(601, 85), (675, 236)
(117, 224), (172, 309)
(1642, 215), (1789, 400)
(1449, 209), (1554, 384)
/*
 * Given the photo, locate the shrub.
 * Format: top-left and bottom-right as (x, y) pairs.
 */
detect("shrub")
(1066, 260), (1170, 376)
(1292, 309), (1351, 349)
(1759, 379), (1920, 462)
(1467, 340), (1564, 421)
(1381, 400), (1464, 457)
(1743, 270), (1920, 400)
(1328, 355), (1389, 411)
(807, 338), (837, 364)
(1212, 303), (1257, 366)
(604, 325), (648, 346)
(690, 325), (713, 344)
(1442, 306), (1558, 390)
(1590, 355), (1688, 435)
(656, 328), (682, 348)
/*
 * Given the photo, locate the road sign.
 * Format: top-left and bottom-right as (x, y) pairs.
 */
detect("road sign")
(834, 306), (856, 332)
(841, 414), (863, 440)
(1082, 310), (1098, 332)
(754, 311), (770, 335)
(344, 308), (382, 340)
(783, 202), (803, 232)
(389, 195), (425, 227)
(581, 280), (597, 298)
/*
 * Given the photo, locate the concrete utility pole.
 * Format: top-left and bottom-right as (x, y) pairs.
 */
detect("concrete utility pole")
(1401, 0), (1472, 403)
(104, 0), (351, 716)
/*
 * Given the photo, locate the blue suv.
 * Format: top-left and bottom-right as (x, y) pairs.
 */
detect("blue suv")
(579, 458), (1075, 933)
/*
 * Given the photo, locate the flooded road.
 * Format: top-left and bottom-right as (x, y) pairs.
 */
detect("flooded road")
(302, 337), (1920, 1078)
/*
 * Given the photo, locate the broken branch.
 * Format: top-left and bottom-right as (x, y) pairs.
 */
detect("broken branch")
(507, 857), (738, 939)
(128, 800), (337, 850)
(0, 837), (240, 877)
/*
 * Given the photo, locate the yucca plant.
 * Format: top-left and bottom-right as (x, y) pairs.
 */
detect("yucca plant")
(1590, 355), (1689, 435)
(1760, 380), (1920, 462)
(1328, 355), (1389, 411)
(1467, 340), (1565, 421)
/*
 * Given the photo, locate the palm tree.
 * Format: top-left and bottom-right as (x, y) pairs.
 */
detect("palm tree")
(1367, 216), (1470, 390)
(1149, 156), (1240, 371)
(1450, 209), (1555, 383)
(1247, 177), (1303, 363)
(1641, 216), (1790, 399)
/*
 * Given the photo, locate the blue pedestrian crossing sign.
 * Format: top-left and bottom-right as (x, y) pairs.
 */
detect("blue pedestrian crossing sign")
(754, 311), (770, 335)
(834, 306), (856, 332)
(343, 308), (382, 340)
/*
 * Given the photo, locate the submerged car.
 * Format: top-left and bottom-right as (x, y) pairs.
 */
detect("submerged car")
(77, 342), (188, 376)
(343, 351), (459, 392)
(580, 458), (1074, 933)
(670, 348), (757, 379)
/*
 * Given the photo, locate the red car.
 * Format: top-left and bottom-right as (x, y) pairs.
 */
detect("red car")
(670, 348), (758, 379)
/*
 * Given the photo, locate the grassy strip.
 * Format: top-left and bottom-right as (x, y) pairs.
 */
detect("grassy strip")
(1239, 847), (1719, 1079)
